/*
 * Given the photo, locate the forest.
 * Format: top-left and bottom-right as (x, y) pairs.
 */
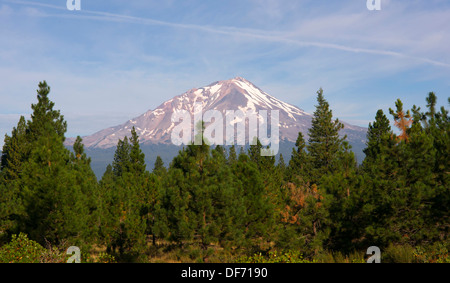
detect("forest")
(0, 81), (448, 263)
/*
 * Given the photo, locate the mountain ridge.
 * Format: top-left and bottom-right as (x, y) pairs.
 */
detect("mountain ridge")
(65, 77), (367, 153)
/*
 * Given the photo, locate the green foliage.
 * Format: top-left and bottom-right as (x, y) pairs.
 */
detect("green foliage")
(0, 82), (448, 263)
(100, 131), (148, 258)
(112, 137), (131, 178)
(96, 252), (117, 263)
(383, 243), (416, 263)
(153, 155), (166, 176)
(0, 233), (46, 263)
(286, 132), (310, 184)
(413, 243), (450, 263)
(307, 88), (346, 182)
(315, 250), (365, 263)
(235, 250), (316, 263)
(0, 81), (97, 248)
(380, 243), (450, 263)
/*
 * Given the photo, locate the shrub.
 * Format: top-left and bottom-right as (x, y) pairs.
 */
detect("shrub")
(0, 233), (46, 263)
(413, 243), (450, 263)
(383, 244), (415, 263)
(235, 250), (316, 263)
(96, 253), (117, 263)
(315, 250), (365, 263)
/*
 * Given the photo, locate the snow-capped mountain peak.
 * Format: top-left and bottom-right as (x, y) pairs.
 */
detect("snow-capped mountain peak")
(65, 77), (366, 150)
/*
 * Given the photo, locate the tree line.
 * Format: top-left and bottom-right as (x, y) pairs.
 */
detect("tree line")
(0, 82), (448, 262)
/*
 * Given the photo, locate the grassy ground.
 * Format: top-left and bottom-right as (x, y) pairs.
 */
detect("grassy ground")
(1, 233), (448, 263)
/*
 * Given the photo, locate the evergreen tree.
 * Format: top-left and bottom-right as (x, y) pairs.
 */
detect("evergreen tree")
(287, 132), (310, 185)
(248, 138), (262, 167)
(208, 145), (244, 251)
(129, 129), (165, 249)
(104, 132), (148, 258)
(1, 116), (28, 182)
(428, 96), (449, 244)
(303, 89), (358, 252)
(4, 79), (449, 261)
(143, 172), (166, 246)
(18, 81), (91, 247)
(356, 95), (450, 249)
(0, 116), (28, 238)
(276, 153), (286, 178)
(112, 137), (131, 178)
(161, 167), (192, 244)
(69, 136), (99, 244)
(307, 88), (345, 183)
(152, 155), (166, 176)
(231, 153), (275, 251)
(425, 92), (437, 120)
(363, 109), (392, 165)
(97, 164), (115, 247)
(168, 126), (218, 250)
(278, 182), (329, 255)
(248, 138), (283, 235)
(356, 104), (403, 248)
(227, 144), (237, 166)
(27, 81), (67, 142)
(129, 127), (146, 176)
(0, 178), (24, 243)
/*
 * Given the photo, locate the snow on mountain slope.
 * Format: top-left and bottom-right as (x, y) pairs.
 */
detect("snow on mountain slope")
(65, 77), (366, 149)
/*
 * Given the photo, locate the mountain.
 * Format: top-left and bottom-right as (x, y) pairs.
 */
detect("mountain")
(65, 77), (367, 176)
(66, 77), (367, 148)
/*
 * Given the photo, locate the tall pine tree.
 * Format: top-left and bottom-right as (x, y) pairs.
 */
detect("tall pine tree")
(17, 81), (92, 247)
(307, 88), (346, 183)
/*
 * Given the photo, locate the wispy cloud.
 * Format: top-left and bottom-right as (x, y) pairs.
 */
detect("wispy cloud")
(1, 0), (449, 144)
(6, 0), (450, 68)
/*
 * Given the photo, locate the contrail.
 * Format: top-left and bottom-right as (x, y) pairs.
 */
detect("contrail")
(4, 0), (450, 68)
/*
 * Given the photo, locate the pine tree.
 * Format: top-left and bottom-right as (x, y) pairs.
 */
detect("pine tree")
(363, 109), (392, 165)
(248, 138), (282, 231)
(169, 126), (215, 250)
(231, 153), (275, 250)
(303, 89), (360, 252)
(277, 153), (286, 177)
(112, 137), (131, 178)
(428, 96), (449, 244)
(162, 166), (193, 244)
(104, 131), (148, 257)
(27, 81), (67, 142)
(152, 155), (166, 176)
(355, 94), (450, 249)
(98, 164), (115, 246)
(307, 88), (345, 183)
(425, 92), (437, 120)
(278, 182), (329, 255)
(69, 136), (99, 244)
(397, 94), (449, 246)
(227, 144), (237, 166)
(207, 145), (244, 251)
(143, 171), (166, 246)
(0, 172), (25, 242)
(18, 81), (91, 247)
(129, 127), (146, 176)
(248, 138), (262, 167)
(389, 99), (412, 142)
(1, 116), (28, 182)
(0, 117), (28, 237)
(287, 132), (310, 185)
(394, 118), (436, 246)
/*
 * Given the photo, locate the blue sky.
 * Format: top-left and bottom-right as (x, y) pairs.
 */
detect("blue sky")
(1, 0), (449, 147)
